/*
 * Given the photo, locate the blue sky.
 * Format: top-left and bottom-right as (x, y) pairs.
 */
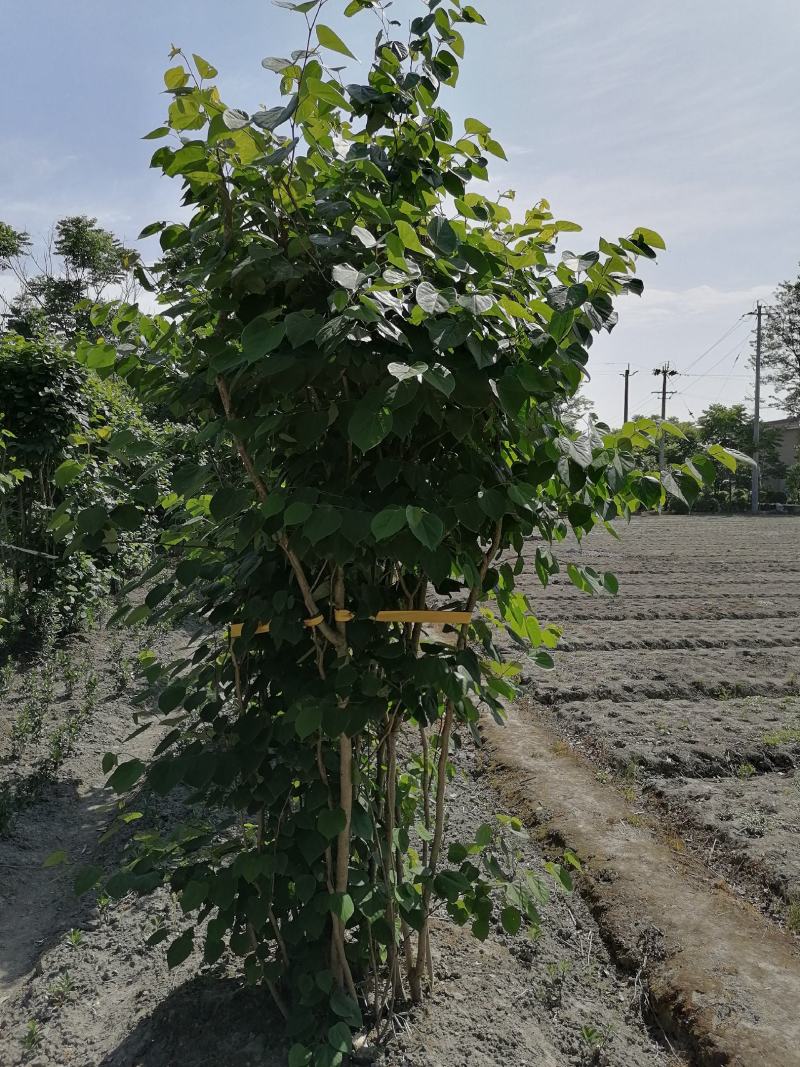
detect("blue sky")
(2, 0), (798, 424)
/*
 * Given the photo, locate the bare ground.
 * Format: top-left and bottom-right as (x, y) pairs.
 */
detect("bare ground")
(2, 515), (798, 1066)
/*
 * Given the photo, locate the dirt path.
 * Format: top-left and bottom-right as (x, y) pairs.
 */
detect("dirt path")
(487, 707), (800, 1067)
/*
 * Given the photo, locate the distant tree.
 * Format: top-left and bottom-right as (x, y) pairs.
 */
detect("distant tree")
(0, 216), (138, 342)
(697, 403), (784, 507)
(786, 452), (800, 504)
(762, 270), (800, 417)
(559, 384), (595, 429)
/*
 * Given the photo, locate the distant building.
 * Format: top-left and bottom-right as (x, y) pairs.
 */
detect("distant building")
(763, 416), (800, 493)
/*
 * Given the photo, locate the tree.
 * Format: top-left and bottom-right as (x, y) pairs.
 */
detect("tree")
(62, 4), (732, 1061)
(0, 216), (138, 341)
(559, 383), (595, 429)
(762, 270), (800, 417)
(787, 456), (800, 504)
(697, 403), (783, 508)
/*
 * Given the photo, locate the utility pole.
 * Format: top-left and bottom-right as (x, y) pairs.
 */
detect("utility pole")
(751, 302), (763, 514)
(621, 364), (638, 423)
(652, 362), (678, 469)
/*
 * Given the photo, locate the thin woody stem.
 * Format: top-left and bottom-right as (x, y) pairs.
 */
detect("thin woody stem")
(413, 520), (504, 985)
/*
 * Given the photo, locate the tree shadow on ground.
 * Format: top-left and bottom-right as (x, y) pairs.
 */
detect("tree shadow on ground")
(97, 974), (288, 1067)
(0, 777), (110, 989)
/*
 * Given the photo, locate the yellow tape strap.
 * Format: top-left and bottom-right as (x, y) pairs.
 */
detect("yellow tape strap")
(337, 609), (471, 625)
(230, 609), (472, 639)
(230, 615), (324, 639)
(373, 610), (473, 626)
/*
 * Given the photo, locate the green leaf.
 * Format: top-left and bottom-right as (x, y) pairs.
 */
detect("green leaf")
(164, 65), (188, 90)
(603, 572), (619, 595)
(295, 701), (323, 740)
(501, 906), (522, 935)
(262, 57), (293, 73)
(284, 501), (314, 526)
(351, 225), (376, 248)
(329, 893), (355, 923)
(416, 281), (453, 315)
(210, 487), (251, 521)
(192, 53), (218, 79)
(632, 226), (666, 250)
(348, 402), (392, 452)
(75, 505), (107, 535)
(241, 318), (286, 361)
(328, 1022), (352, 1055)
(43, 850), (68, 868)
(332, 263), (365, 290)
(110, 503), (144, 531)
(316, 24), (357, 60)
(428, 216), (458, 254)
(54, 459), (84, 489)
(285, 311), (324, 348)
(83, 343), (116, 369)
(166, 930), (194, 968)
(317, 807), (347, 840)
(74, 865), (103, 895)
(107, 759), (145, 793)
(330, 989), (363, 1028)
(223, 108), (250, 130)
(405, 506), (444, 550)
(465, 116), (491, 135)
(395, 220), (426, 255)
(180, 879), (209, 913)
(303, 507), (342, 544)
(371, 507), (407, 541)
(422, 364), (455, 397)
(288, 1046), (311, 1067)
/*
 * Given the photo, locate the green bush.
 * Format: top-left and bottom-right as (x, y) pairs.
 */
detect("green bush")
(0, 332), (176, 641)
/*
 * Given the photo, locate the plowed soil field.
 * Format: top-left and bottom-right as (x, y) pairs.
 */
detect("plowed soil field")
(516, 515), (800, 916)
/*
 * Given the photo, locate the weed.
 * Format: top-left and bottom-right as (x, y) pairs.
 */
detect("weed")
(58, 652), (80, 698)
(96, 891), (112, 919)
(580, 1024), (606, 1049)
(739, 807), (768, 837)
(625, 814), (646, 828)
(11, 698), (46, 753)
(48, 971), (74, 1004)
(666, 835), (685, 853)
(0, 659), (13, 691)
(788, 898), (800, 934)
(84, 670), (99, 700)
(737, 762), (756, 779)
(762, 727), (800, 747)
(66, 928), (82, 948)
(111, 650), (133, 693)
(622, 785), (636, 803)
(47, 714), (81, 769)
(21, 1020), (41, 1053)
(623, 757), (640, 783)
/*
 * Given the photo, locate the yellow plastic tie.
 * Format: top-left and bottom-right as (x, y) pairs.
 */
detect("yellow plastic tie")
(230, 614), (325, 639)
(373, 610), (472, 626)
(231, 609), (471, 639)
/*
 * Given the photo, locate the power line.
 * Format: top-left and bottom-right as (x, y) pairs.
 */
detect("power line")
(680, 313), (750, 375)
